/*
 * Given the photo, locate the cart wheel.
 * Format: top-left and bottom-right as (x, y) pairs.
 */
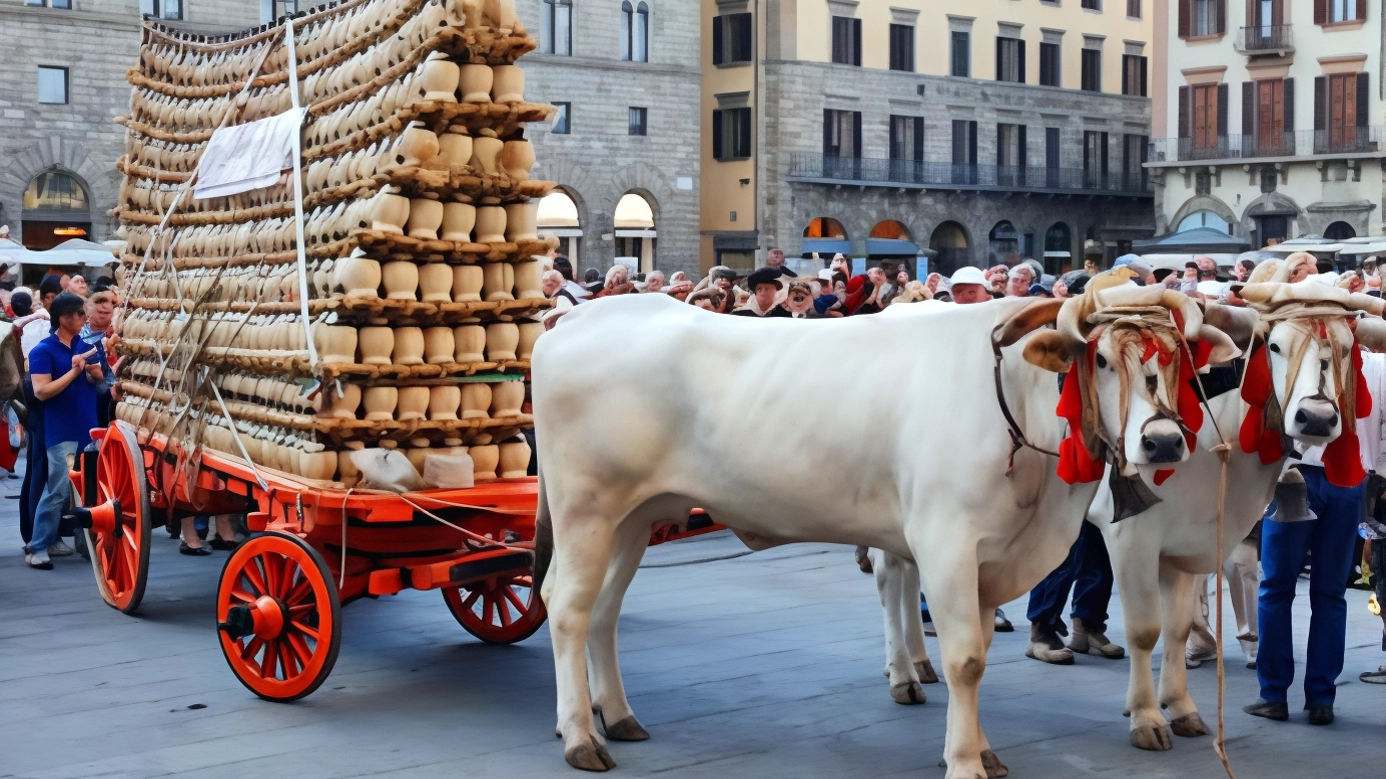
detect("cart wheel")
(216, 532), (341, 702)
(87, 422), (151, 614)
(442, 571), (547, 644)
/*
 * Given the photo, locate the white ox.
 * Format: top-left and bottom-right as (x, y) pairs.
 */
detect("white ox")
(531, 285), (1230, 778)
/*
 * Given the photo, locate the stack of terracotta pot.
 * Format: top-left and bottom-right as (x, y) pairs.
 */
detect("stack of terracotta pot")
(112, 0), (554, 487)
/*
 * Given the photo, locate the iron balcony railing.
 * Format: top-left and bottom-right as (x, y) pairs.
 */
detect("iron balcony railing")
(787, 153), (1153, 195)
(1236, 24), (1293, 53)
(1148, 126), (1385, 162)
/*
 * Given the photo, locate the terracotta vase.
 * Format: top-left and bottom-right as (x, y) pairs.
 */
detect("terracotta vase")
(498, 440), (531, 478)
(454, 325), (487, 362)
(392, 326), (425, 365)
(460, 383), (492, 419)
(491, 65), (524, 103)
(470, 444), (500, 480)
(441, 202), (476, 242)
(486, 323), (520, 361)
(459, 64), (493, 103)
(501, 139), (534, 180)
(419, 52), (460, 102)
(316, 324), (358, 364)
(516, 321), (543, 360)
(332, 255), (381, 297)
(367, 192), (411, 234)
(422, 326), (455, 364)
(481, 262), (515, 302)
(405, 448), (431, 476)
(512, 260), (542, 299)
(300, 450), (339, 482)
(363, 387), (398, 421)
(453, 265), (484, 302)
(437, 133), (472, 170)
(504, 202), (538, 243)
(326, 383), (362, 419)
(469, 135), (504, 176)
(391, 124), (440, 168)
(462, 0), (484, 29)
(395, 386), (430, 421)
(406, 198), (444, 240)
(382, 261), (419, 300)
(474, 206), (507, 243)
(428, 385), (461, 420)
(359, 326), (395, 365)
(489, 380), (524, 417)
(418, 263), (453, 303)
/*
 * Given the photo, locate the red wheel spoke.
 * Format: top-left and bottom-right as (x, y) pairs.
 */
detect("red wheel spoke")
(230, 587), (256, 604)
(288, 602), (317, 615)
(278, 560), (302, 599)
(260, 639), (279, 680)
(286, 632), (313, 667)
(240, 635), (265, 662)
(284, 568), (314, 605)
(278, 642), (298, 679)
(502, 584), (527, 612)
(242, 558), (268, 595)
(482, 596), (496, 626)
(290, 620), (319, 641)
(462, 590), (482, 612)
(261, 555), (281, 597)
(496, 596), (513, 627)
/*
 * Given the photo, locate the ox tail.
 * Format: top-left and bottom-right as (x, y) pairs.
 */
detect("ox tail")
(533, 465), (554, 601)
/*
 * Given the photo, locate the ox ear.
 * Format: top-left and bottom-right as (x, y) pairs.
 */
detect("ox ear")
(1197, 324), (1241, 363)
(1202, 302), (1259, 352)
(1236, 282), (1278, 305)
(1023, 330), (1076, 373)
(996, 298), (1066, 347)
(1355, 316), (1386, 353)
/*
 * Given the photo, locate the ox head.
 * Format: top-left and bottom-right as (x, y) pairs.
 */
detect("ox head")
(999, 277), (1250, 482)
(1235, 281), (1386, 484)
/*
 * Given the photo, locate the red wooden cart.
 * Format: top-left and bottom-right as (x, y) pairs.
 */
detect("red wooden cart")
(68, 419), (719, 702)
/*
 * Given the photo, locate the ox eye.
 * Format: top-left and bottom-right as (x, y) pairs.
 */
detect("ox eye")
(1095, 354), (1108, 369)
(1321, 360), (1329, 371)
(1269, 343), (1281, 354)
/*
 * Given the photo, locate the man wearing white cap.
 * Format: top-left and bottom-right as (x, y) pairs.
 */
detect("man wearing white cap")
(949, 266), (994, 304)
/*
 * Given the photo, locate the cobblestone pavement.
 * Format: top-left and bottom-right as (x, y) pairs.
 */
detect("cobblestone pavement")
(1, 474), (1381, 778)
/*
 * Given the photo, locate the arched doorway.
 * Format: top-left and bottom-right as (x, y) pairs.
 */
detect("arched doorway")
(22, 169), (91, 250)
(1177, 210), (1231, 233)
(801, 217), (850, 258)
(988, 220), (1026, 267)
(1043, 222), (1073, 274)
(1325, 221), (1356, 241)
(868, 220), (921, 276)
(929, 221), (969, 276)
(537, 189), (582, 266)
(614, 192), (656, 272)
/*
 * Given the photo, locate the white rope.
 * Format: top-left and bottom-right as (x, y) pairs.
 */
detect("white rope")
(206, 379), (269, 492)
(283, 18), (320, 368)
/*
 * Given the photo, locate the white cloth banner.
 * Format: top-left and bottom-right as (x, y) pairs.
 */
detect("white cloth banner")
(194, 108), (305, 200)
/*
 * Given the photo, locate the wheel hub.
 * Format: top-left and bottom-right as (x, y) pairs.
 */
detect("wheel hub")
(218, 596), (287, 640)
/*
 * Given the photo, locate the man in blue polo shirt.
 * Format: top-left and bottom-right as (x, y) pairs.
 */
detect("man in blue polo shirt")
(25, 292), (103, 570)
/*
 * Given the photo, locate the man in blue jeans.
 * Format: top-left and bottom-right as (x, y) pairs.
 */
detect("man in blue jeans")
(25, 292), (102, 570)
(1245, 350), (1385, 725)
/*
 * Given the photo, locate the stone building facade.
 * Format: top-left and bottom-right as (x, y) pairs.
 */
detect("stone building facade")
(0, 0), (262, 248)
(517, 0), (701, 277)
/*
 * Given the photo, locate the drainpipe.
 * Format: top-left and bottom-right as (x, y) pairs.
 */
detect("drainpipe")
(755, 0), (764, 265)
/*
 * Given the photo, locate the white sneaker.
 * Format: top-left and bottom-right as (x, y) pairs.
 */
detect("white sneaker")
(27, 550), (52, 569)
(48, 539), (74, 557)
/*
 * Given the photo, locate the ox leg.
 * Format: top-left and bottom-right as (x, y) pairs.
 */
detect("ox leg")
(1110, 541), (1172, 751)
(900, 557), (938, 685)
(920, 559), (991, 779)
(1158, 562), (1209, 738)
(547, 515), (619, 771)
(588, 519), (653, 742)
(975, 608), (1008, 779)
(871, 549), (929, 704)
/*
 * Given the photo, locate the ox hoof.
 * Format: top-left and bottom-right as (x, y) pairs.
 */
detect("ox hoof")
(1130, 724), (1174, 751)
(1170, 712), (1211, 738)
(602, 715), (650, 742)
(980, 750), (1009, 778)
(891, 680), (927, 705)
(915, 659), (940, 684)
(565, 738), (617, 772)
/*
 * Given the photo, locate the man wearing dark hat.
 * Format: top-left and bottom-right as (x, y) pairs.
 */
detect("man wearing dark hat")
(732, 267), (792, 317)
(24, 292), (104, 570)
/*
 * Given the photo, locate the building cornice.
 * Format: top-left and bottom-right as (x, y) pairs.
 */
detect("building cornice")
(524, 54), (700, 78)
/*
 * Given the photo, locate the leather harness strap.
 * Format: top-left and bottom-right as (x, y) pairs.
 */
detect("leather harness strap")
(990, 323), (1060, 476)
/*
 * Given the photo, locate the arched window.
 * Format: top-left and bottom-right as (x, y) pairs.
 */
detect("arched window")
(23, 171), (88, 212)
(1177, 210), (1231, 233)
(537, 190), (582, 265)
(1324, 221), (1356, 241)
(621, 2), (649, 62)
(541, 0), (573, 56)
(929, 221), (970, 276)
(614, 192), (657, 271)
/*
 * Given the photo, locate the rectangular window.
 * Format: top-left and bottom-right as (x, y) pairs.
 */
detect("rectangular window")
(37, 66), (67, 105)
(952, 119), (979, 183)
(1182, 0), (1225, 37)
(713, 107), (753, 160)
(1127, 0), (1141, 16)
(951, 31), (971, 77)
(1122, 133), (1148, 189)
(1186, 83), (1225, 149)
(140, 0), (183, 19)
(1245, 78), (1292, 154)
(1039, 42), (1060, 87)
(997, 124), (1027, 185)
(995, 37), (1025, 84)
(1324, 0), (1362, 23)
(823, 109), (862, 157)
(889, 116), (924, 161)
(1316, 72), (1368, 152)
(552, 102), (571, 134)
(1080, 48), (1102, 92)
(889, 24), (915, 72)
(628, 107), (647, 136)
(1046, 127), (1062, 186)
(1122, 55), (1147, 96)
(27, 0), (72, 6)
(1084, 130), (1109, 187)
(831, 16), (863, 66)
(540, 0), (573, 56)
(712, 13), (754, 65)
(1082, 0), (1101, 8)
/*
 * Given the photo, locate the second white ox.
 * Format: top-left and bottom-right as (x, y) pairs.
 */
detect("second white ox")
(531, 284), (1236, 779)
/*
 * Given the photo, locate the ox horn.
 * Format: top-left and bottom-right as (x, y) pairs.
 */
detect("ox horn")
(1345, 291), (1386, 317)
(1055, 293), (1089, 346)
(1355, 316), (1386, 353)
(1202, 302), (1260, 352)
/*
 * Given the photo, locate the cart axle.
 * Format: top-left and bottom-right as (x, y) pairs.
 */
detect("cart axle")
(218, 596), (287, 641)
(65, 500), (124, 538)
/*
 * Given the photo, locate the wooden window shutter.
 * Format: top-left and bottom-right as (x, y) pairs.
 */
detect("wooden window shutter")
(1123, 56), (1130, 94)
(1314, 0), (1327, 25)
(1215, 0), (1226, 33)
(970, 121), (978, 164)
(853, 111), (862, 157)
(821, 110), (832, 156)
(1314, 75), (1327, 130)
(1357, 72), (1369, 128)
(1178, 0), (1191, 37)
(1141, 56), (1148, 96)
(1243, 82), (1255, 136)
(1018, 40), (1026, 83)
(1246, 0), (1255, 26)
(1018, 125), (1028, 168)
(913, 117), (925, 162)
(712, 18), (724, 65)
(853, 19), (863, 66)
(1217, 83), (1229, 135)
(1357, 0), (1367, 21)
(1283, 78), (1294, 131)
(996, 38), (1003, 80)
(1179, 85), (1191, 137)
(713, 110), (725, 159)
